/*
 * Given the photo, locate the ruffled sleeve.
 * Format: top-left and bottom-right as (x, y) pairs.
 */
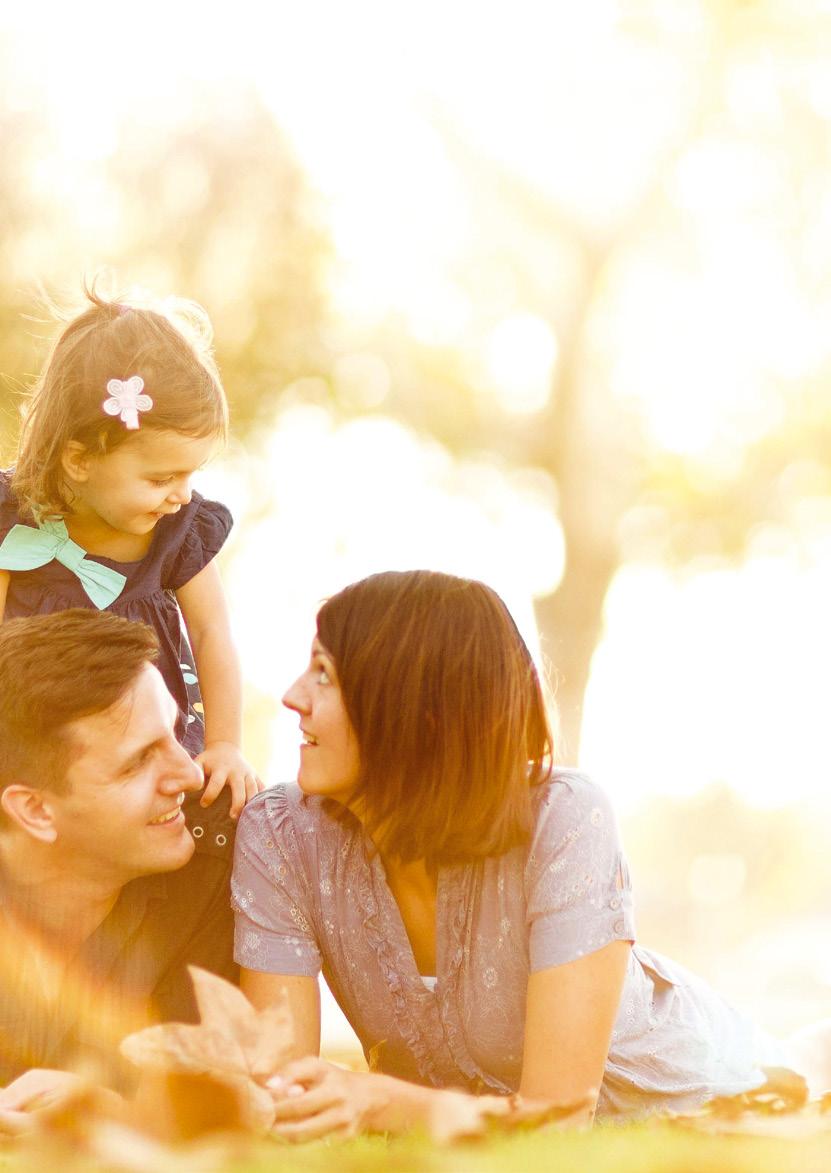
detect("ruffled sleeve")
(0, 469), (22, 542)
(231, 786), (323, 978)
(163, 494), (233, 591)
(526, 770), (635, 972)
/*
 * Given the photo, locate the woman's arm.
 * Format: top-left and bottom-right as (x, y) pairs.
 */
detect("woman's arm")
(240, 967), (452, 1138)
(241, 969), (322, 1060)
(266, 942), (630, 1140)
(176, 561), (262, 815)
(0, 570), (9, 622)
(520, 939), (631, 1114)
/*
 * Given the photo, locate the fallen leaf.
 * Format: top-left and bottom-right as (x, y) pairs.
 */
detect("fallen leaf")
(668, 1067), (830, 1139)
(120, 966), (294, 1132)
(425, 1090), (593, 1143)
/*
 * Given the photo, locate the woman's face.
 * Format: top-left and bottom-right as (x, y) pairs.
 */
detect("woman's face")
(282, 637), (361, 805)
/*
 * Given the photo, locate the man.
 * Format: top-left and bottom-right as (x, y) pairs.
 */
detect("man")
(0, 609), (237, 1101)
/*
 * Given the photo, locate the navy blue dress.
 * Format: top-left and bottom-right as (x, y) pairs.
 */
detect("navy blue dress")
(0, 469), (232, 757)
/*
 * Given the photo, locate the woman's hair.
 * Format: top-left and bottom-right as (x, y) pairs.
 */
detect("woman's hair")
(316, 570), (554, 867)
(12, 283), (229, 520)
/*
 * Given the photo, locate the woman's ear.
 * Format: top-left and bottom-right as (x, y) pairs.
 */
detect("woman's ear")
(0, 785), (59, 843)
(61, 441), (92, 485)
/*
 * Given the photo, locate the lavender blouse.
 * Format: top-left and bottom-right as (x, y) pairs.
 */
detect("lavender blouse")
(232, 771), (774, 1115)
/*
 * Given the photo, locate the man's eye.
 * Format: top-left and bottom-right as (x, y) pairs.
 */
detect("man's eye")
(151, 478), (173, 487)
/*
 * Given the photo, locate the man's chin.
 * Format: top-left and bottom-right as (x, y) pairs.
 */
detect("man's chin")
(140, 827), (196, 875)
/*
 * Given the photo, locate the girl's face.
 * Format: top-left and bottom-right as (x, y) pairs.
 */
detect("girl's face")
(65, 430), (217, 537)
(282, 637), (361, 805)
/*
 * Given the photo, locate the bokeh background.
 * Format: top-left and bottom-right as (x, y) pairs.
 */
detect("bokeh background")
(2, 0), (831, 1049)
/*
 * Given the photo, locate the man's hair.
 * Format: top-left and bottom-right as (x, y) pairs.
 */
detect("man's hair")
(316, 570), (554, 867)
(0, 610), (159, 796)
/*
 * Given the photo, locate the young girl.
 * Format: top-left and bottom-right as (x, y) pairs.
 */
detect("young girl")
(0, 288), (262, 818)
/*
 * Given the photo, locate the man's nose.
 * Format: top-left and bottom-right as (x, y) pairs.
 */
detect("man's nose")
(159, 740), (204, 794)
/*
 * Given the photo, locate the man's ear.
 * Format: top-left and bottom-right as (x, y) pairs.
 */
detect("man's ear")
(0, 786), (59, 843)
(61, 441), (93, 486)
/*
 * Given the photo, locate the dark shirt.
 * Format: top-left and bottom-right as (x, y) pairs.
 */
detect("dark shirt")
(0, 791), (237, 1090)
(0, 470), (232, 756)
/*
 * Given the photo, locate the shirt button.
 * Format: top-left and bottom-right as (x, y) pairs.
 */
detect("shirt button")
(610, 897), (621, 911)
(216, 833), (227, 847)
(192, 826), (204, 838)
(614, 919), (625, 933)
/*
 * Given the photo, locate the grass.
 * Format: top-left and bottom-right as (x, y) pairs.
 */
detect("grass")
(6, 1122), (831, 1173)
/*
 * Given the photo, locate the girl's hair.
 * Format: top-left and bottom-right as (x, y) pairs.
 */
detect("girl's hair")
(12, 284), (229, 520)
(316, 570), (554, 868)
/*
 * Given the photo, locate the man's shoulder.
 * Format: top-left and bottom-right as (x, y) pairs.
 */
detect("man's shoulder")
(182, 787), (236, 862)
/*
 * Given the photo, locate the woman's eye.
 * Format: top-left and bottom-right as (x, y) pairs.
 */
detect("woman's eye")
(316, 669), (331, 685)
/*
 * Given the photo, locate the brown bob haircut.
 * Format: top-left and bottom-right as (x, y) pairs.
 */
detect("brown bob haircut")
(12, 282), (228, 521)
(0, 610), (159, 799)
(316, 570), (554, 867)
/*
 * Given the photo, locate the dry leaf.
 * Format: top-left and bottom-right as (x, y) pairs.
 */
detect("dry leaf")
(120, 966), (294, 1131)
(669, 1067), (831, 1140)
(425, 1090), (593, 1143)
(705, 1067), (809, 1118)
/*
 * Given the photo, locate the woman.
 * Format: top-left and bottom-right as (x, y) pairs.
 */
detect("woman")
(232, 570), (788, 1140)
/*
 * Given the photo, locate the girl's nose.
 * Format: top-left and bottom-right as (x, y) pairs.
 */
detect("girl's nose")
(167, 477), (193, 506)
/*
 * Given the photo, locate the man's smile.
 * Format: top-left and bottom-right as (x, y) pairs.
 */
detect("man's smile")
(148, 792), (186, 825)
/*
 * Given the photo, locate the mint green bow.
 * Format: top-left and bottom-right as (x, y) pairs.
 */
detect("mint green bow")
(0, 518), (127, 609)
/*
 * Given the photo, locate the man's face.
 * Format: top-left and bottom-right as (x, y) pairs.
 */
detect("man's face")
(47, 663), (204, 883)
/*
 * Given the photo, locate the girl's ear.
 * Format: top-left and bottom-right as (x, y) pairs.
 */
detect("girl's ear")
(0, 785), (59, 844)
(61, 441), (92, 485)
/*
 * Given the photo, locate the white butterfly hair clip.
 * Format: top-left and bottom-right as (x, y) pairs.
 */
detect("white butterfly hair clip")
(102, 376), (154, 430)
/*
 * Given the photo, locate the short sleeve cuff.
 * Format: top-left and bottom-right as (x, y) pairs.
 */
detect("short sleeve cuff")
(529, 899), (635, 972)
(234, 915), (322, 977)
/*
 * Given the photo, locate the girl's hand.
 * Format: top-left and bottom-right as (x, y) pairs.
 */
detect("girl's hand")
(266, 1058), (387, 1141)
(196, 742), (264, 819)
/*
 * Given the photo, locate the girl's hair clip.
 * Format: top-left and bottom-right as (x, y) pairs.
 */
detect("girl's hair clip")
(102, 376), (153, 430)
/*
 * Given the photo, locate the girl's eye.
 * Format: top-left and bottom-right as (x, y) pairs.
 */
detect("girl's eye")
(316, 668), (331, 685)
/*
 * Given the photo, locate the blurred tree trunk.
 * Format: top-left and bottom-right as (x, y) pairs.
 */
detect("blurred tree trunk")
(531, 252), (630, 762)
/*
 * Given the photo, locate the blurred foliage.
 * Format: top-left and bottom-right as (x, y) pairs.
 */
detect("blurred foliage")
(4, 2), (831, 757)
(309, 0), (831, 753)
(623, 784), (831, 1031)
(0, 73), (329, 459)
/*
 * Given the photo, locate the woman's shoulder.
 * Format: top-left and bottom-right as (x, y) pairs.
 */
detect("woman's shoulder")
(236, 784), (339, 857)
(532, 767), (617, 823)
(526, 768), (623, 864)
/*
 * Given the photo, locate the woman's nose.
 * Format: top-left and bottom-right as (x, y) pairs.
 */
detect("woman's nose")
(282, 675), (309, 714)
